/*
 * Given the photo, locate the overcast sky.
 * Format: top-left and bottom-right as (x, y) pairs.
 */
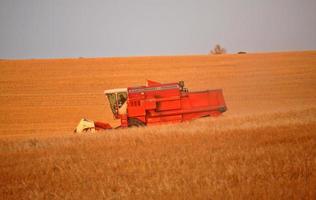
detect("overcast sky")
(0, 0), (315, 59)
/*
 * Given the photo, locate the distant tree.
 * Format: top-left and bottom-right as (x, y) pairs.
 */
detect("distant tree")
(210, 44), (226, 55)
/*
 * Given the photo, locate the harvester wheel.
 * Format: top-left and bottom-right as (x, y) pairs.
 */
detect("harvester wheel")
(128, 118), (145, 128)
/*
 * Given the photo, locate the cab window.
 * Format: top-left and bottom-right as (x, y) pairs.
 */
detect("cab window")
(106, 93), (117, 115)
(117, 92), (127, 108)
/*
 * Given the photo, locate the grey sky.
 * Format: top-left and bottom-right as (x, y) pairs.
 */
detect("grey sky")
(0, 0), (315, 59)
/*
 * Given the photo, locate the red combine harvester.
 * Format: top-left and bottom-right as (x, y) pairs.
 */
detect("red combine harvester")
(74, 80), (227, 132)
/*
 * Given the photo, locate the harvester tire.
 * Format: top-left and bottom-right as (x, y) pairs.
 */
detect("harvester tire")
(128, 118), (145, 127)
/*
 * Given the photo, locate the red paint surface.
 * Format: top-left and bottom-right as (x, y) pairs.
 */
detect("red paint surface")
(126, 81), (226, 126)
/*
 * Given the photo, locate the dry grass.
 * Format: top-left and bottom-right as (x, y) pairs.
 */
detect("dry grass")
(0, 51), (316, 199)
(0, 109), (315, 199)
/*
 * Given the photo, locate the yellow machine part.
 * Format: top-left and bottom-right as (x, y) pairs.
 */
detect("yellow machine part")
(118, 101), (127, 115)
(74, 118), (95, 133)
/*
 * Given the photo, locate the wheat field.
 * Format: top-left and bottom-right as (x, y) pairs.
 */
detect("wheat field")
(0, 51), (316, 199)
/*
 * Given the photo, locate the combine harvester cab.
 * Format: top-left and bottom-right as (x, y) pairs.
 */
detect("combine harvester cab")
(74, 80), (227, 132)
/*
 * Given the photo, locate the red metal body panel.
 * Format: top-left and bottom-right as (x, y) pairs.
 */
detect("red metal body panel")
(126, 81), (226, 126)
(94, 121), (112, 130)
